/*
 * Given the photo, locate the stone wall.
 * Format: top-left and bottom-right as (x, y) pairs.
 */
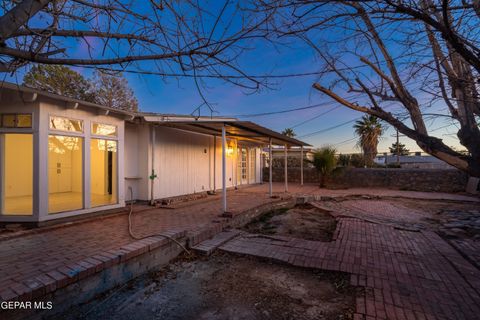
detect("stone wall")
(263, 167), (468, 193)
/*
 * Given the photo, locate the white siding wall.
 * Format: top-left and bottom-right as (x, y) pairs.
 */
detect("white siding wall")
(124, 124), (263, 201)
(152, 127), (237, 199)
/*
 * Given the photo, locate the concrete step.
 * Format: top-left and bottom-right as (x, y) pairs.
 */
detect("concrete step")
(192, 229), (244, 256)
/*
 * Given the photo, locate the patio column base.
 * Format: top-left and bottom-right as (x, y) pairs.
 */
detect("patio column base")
(220, 211), (233, 218)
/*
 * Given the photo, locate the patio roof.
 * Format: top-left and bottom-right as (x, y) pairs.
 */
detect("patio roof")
(142, 115), (310, 147)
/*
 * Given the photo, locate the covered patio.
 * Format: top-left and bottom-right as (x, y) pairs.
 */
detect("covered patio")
(142, 115), (311, 214)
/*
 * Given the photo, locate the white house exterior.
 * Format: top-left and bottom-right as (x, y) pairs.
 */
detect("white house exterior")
(0, 83), (307, 224)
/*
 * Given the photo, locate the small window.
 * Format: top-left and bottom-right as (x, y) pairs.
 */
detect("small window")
(17, 114), (33, 128)
(1, 113), (32, 128)
(92, 123), (117, 137)
(49, 116), (83, 133)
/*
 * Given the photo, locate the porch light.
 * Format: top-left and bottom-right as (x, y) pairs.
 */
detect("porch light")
(226, 143), (234, 157)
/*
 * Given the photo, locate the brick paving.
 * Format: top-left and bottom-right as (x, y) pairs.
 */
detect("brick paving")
(450, 239), (480, 270)
(0, 183), (478, 316)
(245, 183), (480, 203)
(215, 197), (480, 320)
(0, 188), (285, 303)
(313, 200), (427, 230)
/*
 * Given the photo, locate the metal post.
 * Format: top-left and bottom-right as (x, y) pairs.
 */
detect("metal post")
(222, 125), (227, 213)
(150, 126), (156, 205)
(269, 138), (273, 197)
(284, 144), (288, 193)
(213, 136), (216, 192)
(300, 145), (304, 186)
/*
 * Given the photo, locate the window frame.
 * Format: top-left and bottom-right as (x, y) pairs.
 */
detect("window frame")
(48, 115), (84, 134)
(0, 133), (34, 216)
(0, 113), (33, 129)
(90, 138), (119, 208)
(91, 122), (118, 138)
(47, 134), (85, 214)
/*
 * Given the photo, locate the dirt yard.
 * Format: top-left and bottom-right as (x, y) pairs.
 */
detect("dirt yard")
(57, 253), (357, 320)
(242, 204), (337, 241)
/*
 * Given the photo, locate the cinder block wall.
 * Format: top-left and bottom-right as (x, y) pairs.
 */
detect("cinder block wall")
(263, 167), (468, 193)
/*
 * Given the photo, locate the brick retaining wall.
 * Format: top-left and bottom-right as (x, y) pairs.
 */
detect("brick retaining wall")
(263, 167), (468, 192)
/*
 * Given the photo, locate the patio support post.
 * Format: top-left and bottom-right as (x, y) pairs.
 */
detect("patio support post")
(300, 145), (304, 186)
(284, 144), (288, 193)
(269, 138), (273, 197)
(222, 124), (227, 213)
(213, 136), (216, 193)
(150, 125), (156, 205)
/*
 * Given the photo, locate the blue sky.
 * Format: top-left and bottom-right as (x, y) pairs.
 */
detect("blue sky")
(116, 38), (460, 154)
(8, 1), (462, 154)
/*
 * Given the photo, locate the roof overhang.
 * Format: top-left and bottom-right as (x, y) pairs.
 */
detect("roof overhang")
(142, 117), (310, 147)
(0, 82), (136, 119)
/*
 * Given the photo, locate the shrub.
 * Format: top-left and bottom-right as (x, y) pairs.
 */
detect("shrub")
(349, 154), (365, 168)
(312, 146), (337, 187)
(337, 154), (351, 167)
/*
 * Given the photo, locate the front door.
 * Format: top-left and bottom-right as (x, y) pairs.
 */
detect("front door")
(238, 147), (248, 185)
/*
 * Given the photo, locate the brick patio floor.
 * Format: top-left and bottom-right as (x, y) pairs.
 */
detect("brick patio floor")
(213, 194), (480, 320)
(0, 183), (477, 316)
(0, 186), (289, 303)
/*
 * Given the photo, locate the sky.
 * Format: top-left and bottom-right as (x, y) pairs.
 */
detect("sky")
(114, 39), (461, 154)
(6, 1), (463, 154)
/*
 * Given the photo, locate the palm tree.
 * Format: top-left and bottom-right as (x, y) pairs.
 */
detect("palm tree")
(281, 128), (296, 138)
(354, 115), (383, 166)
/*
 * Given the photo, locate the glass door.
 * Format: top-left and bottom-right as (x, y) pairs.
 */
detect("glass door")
(239, 148), (248, 185)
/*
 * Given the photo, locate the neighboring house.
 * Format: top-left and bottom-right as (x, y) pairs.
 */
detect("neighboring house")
(374, 154), (454, 169)
(268, 146), (314, 162)
(0, 82), (307, 224)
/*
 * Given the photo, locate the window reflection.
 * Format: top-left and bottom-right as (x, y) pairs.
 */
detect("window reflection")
(49, 116), (83, 132)
(1, 134), (33, 215)
(48, 135), (83, 213)
(91, 139), (117, 207)
(92, 123), (117, 137)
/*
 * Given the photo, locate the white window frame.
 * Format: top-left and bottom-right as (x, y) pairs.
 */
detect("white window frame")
(91, 122), (118, 138)
(48, 115), (84, 134)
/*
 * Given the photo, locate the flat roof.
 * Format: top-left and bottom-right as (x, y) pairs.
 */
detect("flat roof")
(142, 117), (311, 146)
(1, 81), (310, 146)
(0, 81), (136, 118)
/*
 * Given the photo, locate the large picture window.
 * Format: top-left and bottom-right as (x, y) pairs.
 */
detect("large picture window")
(0, 134), (33, 215)
(48, 135), (83, 214)
(91, 139), (117, 207)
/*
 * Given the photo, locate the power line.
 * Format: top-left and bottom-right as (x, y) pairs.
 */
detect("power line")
(299, 118), (360, 139)
(291, 105), (341, 129)
(225, 101), (336, 118)
(332, 136), (357, 147)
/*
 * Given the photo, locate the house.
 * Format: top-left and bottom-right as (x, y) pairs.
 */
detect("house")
(374, 154), (453, 169)
(267, 146), (314, 161)
(0, 82), (308, 224)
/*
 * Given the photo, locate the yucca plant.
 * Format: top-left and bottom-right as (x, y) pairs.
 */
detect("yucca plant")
(312, 146), (337, 187)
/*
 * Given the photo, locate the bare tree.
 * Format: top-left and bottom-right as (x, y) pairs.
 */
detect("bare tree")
(256, 0), (480, 177)
(0, 0), (270, 94)
(91, 70), (138, 111)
